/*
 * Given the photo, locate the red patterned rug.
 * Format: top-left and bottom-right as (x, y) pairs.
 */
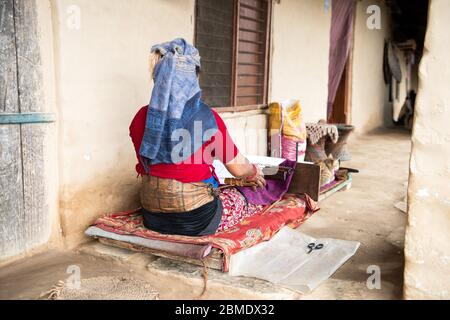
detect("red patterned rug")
(92, 194), (319, 272)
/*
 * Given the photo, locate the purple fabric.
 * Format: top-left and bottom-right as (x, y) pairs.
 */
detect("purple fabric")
(238, 160), (297, 205)
(327, 0), (356, 120)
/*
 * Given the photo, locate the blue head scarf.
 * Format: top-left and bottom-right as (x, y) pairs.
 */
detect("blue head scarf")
(139, 39), (218, 171)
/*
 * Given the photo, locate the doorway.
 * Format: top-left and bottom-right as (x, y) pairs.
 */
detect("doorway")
(329, 54), (352, 124)
(326, 0), (355, 124)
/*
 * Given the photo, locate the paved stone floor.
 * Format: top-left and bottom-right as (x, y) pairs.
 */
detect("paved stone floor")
(0, 129), (411, 300)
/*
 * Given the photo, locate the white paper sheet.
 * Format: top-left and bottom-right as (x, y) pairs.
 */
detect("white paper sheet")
(229, 227), (360, 294)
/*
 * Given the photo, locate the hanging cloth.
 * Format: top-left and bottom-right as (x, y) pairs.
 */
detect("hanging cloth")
(326, 0), (356, 121)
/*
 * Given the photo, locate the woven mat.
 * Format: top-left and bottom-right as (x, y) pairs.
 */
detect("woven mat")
(40, 276), (159, 300)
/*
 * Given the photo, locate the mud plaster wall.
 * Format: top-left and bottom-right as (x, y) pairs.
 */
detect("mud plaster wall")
(404, 0), (450, 300)
(270, 0), (331, 123)
(51, 0), (196, 247)
(351, 0), (392, 132)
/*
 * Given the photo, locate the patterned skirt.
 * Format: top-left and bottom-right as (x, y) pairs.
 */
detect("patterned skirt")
(217, 187), (264, 233)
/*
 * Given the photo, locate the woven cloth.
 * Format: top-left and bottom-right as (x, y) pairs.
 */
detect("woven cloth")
(140, 175), (214, 213)
(237, 159), (296, 206)
(306, 123), (339, 145)
(217, 187), (264, 232)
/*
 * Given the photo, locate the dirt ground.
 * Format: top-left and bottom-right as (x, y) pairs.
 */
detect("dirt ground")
(0, 129), (411, 300)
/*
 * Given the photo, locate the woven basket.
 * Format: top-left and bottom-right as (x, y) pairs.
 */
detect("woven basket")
(305, 136), (328, 162)
(325, 124), (355, 161)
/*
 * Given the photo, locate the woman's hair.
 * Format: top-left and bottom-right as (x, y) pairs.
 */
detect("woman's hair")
(148, 52), (200, 79)
(148, 52), (161, 79)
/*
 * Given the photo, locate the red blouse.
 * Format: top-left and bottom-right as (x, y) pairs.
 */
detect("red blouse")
(129, 106), (239, 183)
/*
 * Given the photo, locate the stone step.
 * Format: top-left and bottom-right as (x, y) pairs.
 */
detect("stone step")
(79, 241), (302, 300)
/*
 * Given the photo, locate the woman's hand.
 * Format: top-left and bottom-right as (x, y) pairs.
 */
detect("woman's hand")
(225, 153), (266, 190)
(245, 165), (266, 191)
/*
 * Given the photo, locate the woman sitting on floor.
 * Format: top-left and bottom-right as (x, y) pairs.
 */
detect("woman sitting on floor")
(129, 39), (266, 237)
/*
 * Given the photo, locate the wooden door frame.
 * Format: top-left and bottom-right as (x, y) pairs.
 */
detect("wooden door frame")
(343, 10), (356, 125)
(343, 38), (354, 125)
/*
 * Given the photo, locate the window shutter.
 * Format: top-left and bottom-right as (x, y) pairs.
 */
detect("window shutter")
(235, 0), (270, 106)
(195, 0), (235, 107)
(195, 0), (271, 108)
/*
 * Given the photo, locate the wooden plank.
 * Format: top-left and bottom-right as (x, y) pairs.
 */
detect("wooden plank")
(213, 103), (268, 113)
(0, 125), (25, 258)
(239, 15), (265, 24)
(0, 0), (19, 113)
(238, 41), (264, 54)
(236, 86), (262, 97)
(0, 0), (25, 259)
(238, 27), (265, 34)
(238, 29), (261, 43)
(319, 174), (353, 201)
(14, 0), (49, 250)
(21, 124), (49, 245)
(14, 0), (43, 113)
(288, 162), (321, 202)
(238, 18), (264, 33)
(240, 2), (266, 13)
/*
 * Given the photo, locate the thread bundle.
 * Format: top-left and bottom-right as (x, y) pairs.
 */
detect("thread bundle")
(281, 136), (306, 162)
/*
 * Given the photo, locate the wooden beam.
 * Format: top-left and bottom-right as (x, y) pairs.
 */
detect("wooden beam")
(288, 162), (321, 202)
(213, 103), (268, 113)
